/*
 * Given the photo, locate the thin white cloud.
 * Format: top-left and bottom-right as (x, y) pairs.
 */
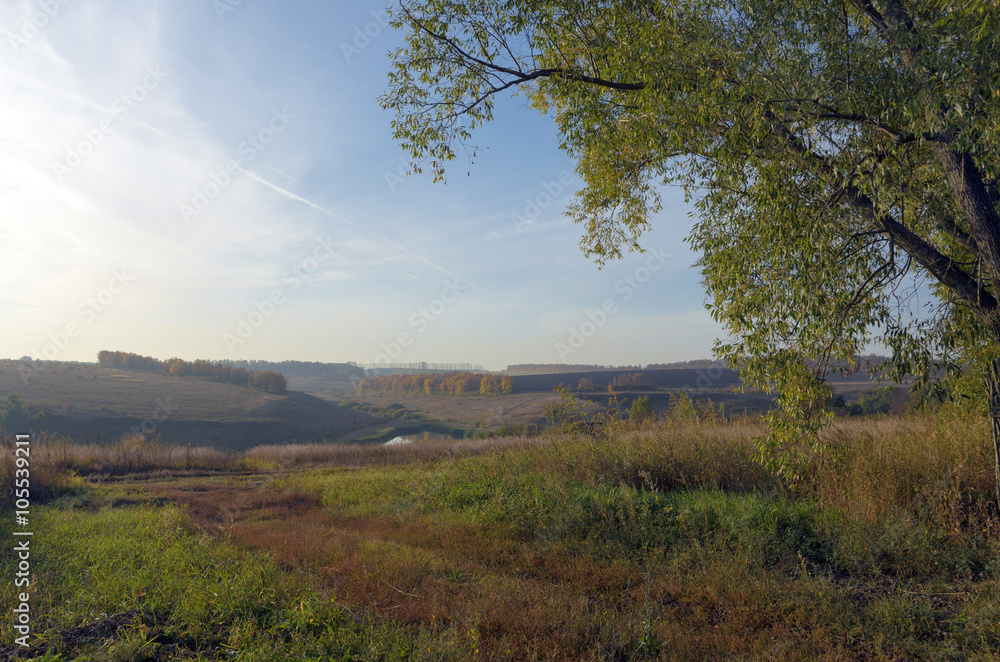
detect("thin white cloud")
(241, 168), (537, 317)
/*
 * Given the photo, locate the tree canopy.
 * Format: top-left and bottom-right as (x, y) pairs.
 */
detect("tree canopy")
(382, 1), (1000, 485)
(0, 394), (29, 434)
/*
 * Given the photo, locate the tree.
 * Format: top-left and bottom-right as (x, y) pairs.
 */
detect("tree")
(856, 386), (897, 415)
(629, 395), (654, 421)
(0, 394), (29, 434)
(382, 0), (1000, 496)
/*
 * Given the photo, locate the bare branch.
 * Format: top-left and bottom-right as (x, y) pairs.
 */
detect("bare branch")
(403, 8), (646, 92)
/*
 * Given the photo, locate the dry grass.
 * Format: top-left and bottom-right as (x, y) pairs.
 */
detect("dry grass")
(245, 434), (544, 468)
(30, 433), (235, 475)
(804, 414), (1000, 581)
(538, 416), (775, 493)
(0, 433), (545, 511)
(0, 432), (86, 504)
(813, 414), (996, 517)
(247, 411), (1000, 659)
(0, 432), (236, 510)
(12, 411), (1000, 659)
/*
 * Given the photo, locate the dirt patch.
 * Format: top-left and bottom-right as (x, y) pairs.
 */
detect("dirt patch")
(143, 483), (321, 532)
(141, 481), (646, 660)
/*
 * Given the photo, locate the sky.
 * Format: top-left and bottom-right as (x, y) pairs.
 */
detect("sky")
(0, 0), (725, 372)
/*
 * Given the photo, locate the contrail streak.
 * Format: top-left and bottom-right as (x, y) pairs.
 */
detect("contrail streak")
(241, 168), (534, 317)
(248, 157), (300, 182)
(2, 66), (168, 137)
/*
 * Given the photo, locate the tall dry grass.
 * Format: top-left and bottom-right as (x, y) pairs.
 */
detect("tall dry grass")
(260, 412), (1000, 658)
(31, 433), (235, 475)
(494, 410), (1000, 555)
(245, 434), (544, 468)
(0, 432), (237, 508)
(553, 411), (997, 518)
(0, 433), (546, 508)
(812, 414), (996, 520)
(0, 432), (85, 505)
(538, 417), (775, 493)
(7, 413), (1000, 659)
(4, 412), (997, 527)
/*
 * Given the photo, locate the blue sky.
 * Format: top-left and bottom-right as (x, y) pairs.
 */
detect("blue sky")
(0, 0), (724, 371)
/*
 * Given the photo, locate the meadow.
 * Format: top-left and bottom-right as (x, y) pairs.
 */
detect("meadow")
(2, 405), (1000, 660)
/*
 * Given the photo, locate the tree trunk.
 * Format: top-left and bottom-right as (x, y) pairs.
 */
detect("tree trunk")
(987, 358), (1000, 509)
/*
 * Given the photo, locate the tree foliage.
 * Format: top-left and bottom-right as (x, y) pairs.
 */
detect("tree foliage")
(97, 351), (288, 394)
(0, 394), (29, 434)
(383, 0), (1000, 485)
(357, 371), (513, 396)
(611, 372), (657, 388)
(629, 394), (654, 421)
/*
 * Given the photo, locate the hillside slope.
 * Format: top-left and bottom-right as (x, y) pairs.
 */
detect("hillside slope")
(0, 360), (383, 450)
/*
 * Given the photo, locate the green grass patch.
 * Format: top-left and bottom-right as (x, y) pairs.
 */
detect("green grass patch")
(0, 495), (483, 660)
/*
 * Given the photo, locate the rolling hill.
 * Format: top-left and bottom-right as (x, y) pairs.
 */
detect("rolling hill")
(0, 360), (384, 450)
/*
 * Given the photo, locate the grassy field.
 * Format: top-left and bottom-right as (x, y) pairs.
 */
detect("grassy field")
(3, 408), (1000, 660)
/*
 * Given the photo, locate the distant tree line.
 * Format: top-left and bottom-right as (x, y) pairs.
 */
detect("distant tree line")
(505, 363), (644, 375)
(644, 356), (893, 374)
(610, 373), (657, 388)
(577, 375), (657, 390)
(360, 362), (485, 375)
(97, 351), (287, 394)
(217, 359), (363, 380)
(644, 360), (728, 370)
(358, 372), (513, 396)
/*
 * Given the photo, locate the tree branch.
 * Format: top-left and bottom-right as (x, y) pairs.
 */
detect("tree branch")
(851, 1), (1000, 305)
(768, 118), (997, 314)
(403, 8), (646, 92)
